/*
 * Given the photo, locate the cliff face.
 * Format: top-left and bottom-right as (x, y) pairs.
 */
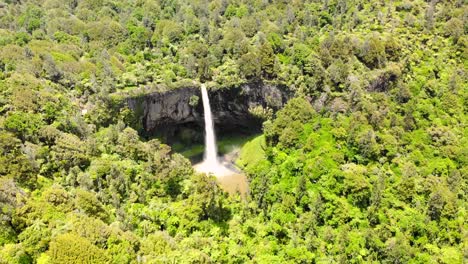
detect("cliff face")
(127, 87), (202, 133)
(126, 82), (291, 138)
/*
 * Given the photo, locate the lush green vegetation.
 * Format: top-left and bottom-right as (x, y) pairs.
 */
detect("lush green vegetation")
(0, 0), (466, 263)
(173, 132), (259, 162)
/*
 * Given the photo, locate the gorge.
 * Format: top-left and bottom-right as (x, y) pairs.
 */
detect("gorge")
(126, 81), (291, 143)
(125, 82), (292, 193)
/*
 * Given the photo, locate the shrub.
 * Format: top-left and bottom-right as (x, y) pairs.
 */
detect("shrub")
(4, 111), (44, 141)
(47, 233), (109, 264)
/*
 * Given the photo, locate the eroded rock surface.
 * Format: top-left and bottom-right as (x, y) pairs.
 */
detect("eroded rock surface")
(126, 82), (292, 138)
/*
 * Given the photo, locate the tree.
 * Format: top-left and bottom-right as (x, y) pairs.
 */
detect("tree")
(86, 19), (126, 46)
(186, 173), (230, 222)
(259, 43), (276, 79)
(239, 52), (260, 80)
(197, 57), (212, 82)
(0, 178), (24, 245)
(291, 43), (312, 69)
(50, 133), (89, 171)
(152, 20), (184, 45)
(264, 97), (315, 146)
(220, 27), (247, 56)
(424, 3), (435, 31)
(125, 23), (152, 53)
(41, 54), (62, 82)
(351, 126), (380, 160)
(18, 220), (51, 259)
(46, 233), (109, 264)
(74, 189), (109, 221)
(4, 112), (44, 142)
(18, 5), (44, 33)
(427, 185), (457, 221)
(341, 163), (371, 208)
(0, 243), (32, 264)
(327, 58), (349, 86)
(444, 18), (463, 42)
(0, 132), (38, 188)
(139, 232), (175, 260)
(360, 34), (386, 68)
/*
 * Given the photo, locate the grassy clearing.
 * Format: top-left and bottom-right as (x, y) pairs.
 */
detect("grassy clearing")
(173, 133), (261, 162)
(236, 135), (266, 170)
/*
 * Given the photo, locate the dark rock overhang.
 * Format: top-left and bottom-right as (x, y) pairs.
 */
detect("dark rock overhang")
(126, 81), (293, 138)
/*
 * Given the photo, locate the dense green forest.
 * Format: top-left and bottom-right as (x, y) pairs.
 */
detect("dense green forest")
(0, 0), (466, 263)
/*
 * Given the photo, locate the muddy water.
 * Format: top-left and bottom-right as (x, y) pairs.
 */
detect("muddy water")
(195, 151), (250, 197)
(216, 173), (249, 197)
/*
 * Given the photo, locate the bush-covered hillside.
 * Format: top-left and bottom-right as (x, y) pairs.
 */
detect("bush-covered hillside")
(0, 0), (466, 263)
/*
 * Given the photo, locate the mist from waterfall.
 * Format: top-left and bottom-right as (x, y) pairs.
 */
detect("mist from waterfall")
(194, 84), (235, 177)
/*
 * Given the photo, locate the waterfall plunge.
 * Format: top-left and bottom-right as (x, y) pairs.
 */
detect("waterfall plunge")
(201, 83), (218, 165)
(194, 84), (234, 177)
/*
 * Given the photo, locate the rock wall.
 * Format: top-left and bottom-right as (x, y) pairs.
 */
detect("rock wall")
(126, 81), (292, 138)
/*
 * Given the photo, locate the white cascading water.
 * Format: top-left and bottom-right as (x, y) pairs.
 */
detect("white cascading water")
(201, 83), (218, 165)
(194, 84), (234, 177)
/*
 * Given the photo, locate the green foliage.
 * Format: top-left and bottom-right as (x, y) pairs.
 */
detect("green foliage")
(153, 20), (184, 44)
(0, 0), (466, 262)
(0, 243), (32, 264)
(259, 43), (277, 79)
(74, 189), (109, 221)
(46, 233), (109, 264)
(4, 111), (44, 141)
(0, 132), (38, 187)
(18, 221), (51, 259)
(188, 95), (199, 106)
(445, 18), (464, 42)
(18, 5), (44, 33)
(360, 33), (386, 68)
(264, 97), (315, 147)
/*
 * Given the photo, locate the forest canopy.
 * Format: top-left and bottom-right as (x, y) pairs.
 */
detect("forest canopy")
(0, 0), (467, 263)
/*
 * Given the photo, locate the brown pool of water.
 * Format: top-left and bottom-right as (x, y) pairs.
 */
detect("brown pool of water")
(216, 173), (249, 197)
(194, 148), (250, 198)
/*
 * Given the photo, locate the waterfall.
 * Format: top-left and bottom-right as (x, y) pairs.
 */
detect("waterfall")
(194, 84), (234, 177)
(200, 84), (218, 165)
